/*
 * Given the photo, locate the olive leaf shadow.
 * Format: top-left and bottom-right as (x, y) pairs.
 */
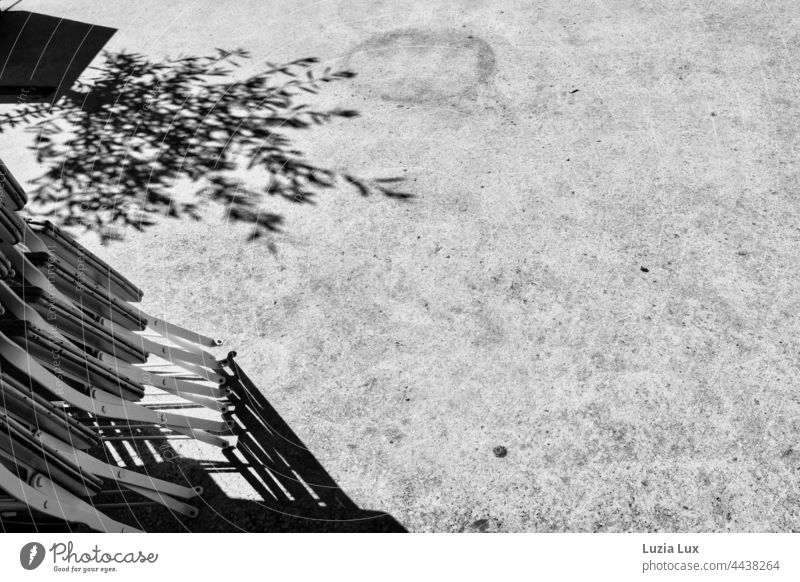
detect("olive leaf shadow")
(0, 49), (411, 244)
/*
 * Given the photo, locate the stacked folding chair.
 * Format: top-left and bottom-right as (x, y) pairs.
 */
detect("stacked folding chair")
(0, 157), (243, 532)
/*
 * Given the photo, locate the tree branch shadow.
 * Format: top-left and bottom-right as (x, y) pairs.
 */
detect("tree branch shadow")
(0, 47), (412, 245)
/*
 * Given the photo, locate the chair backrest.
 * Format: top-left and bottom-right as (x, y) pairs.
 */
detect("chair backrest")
(0, 159), (234, 531)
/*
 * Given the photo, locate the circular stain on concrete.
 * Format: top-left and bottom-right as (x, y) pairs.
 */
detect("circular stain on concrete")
(346, 29), (496, 103)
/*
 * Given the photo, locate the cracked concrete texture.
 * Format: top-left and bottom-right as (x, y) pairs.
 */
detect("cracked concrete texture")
(7, 0), (800, 531)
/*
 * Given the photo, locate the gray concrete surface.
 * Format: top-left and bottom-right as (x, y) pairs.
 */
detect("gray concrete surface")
(5, 0), (800, 531)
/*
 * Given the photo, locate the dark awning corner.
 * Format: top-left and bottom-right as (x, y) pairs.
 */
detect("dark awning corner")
(0, 10), (116, 104)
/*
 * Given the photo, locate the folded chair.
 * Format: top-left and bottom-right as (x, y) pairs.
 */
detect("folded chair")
(0, 158), (28, 210)
(0, 157), (237, 530)
(0, 239), (224, 375)
(0, 364), (205, 518)
(23, 219), (221, 348)
(0, 242), (227, 391)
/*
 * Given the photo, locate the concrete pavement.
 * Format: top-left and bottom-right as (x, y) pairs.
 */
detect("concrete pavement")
(4, 0), (800, 531)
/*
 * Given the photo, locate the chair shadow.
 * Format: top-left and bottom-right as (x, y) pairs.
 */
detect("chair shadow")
(91, 354), (406, 533)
